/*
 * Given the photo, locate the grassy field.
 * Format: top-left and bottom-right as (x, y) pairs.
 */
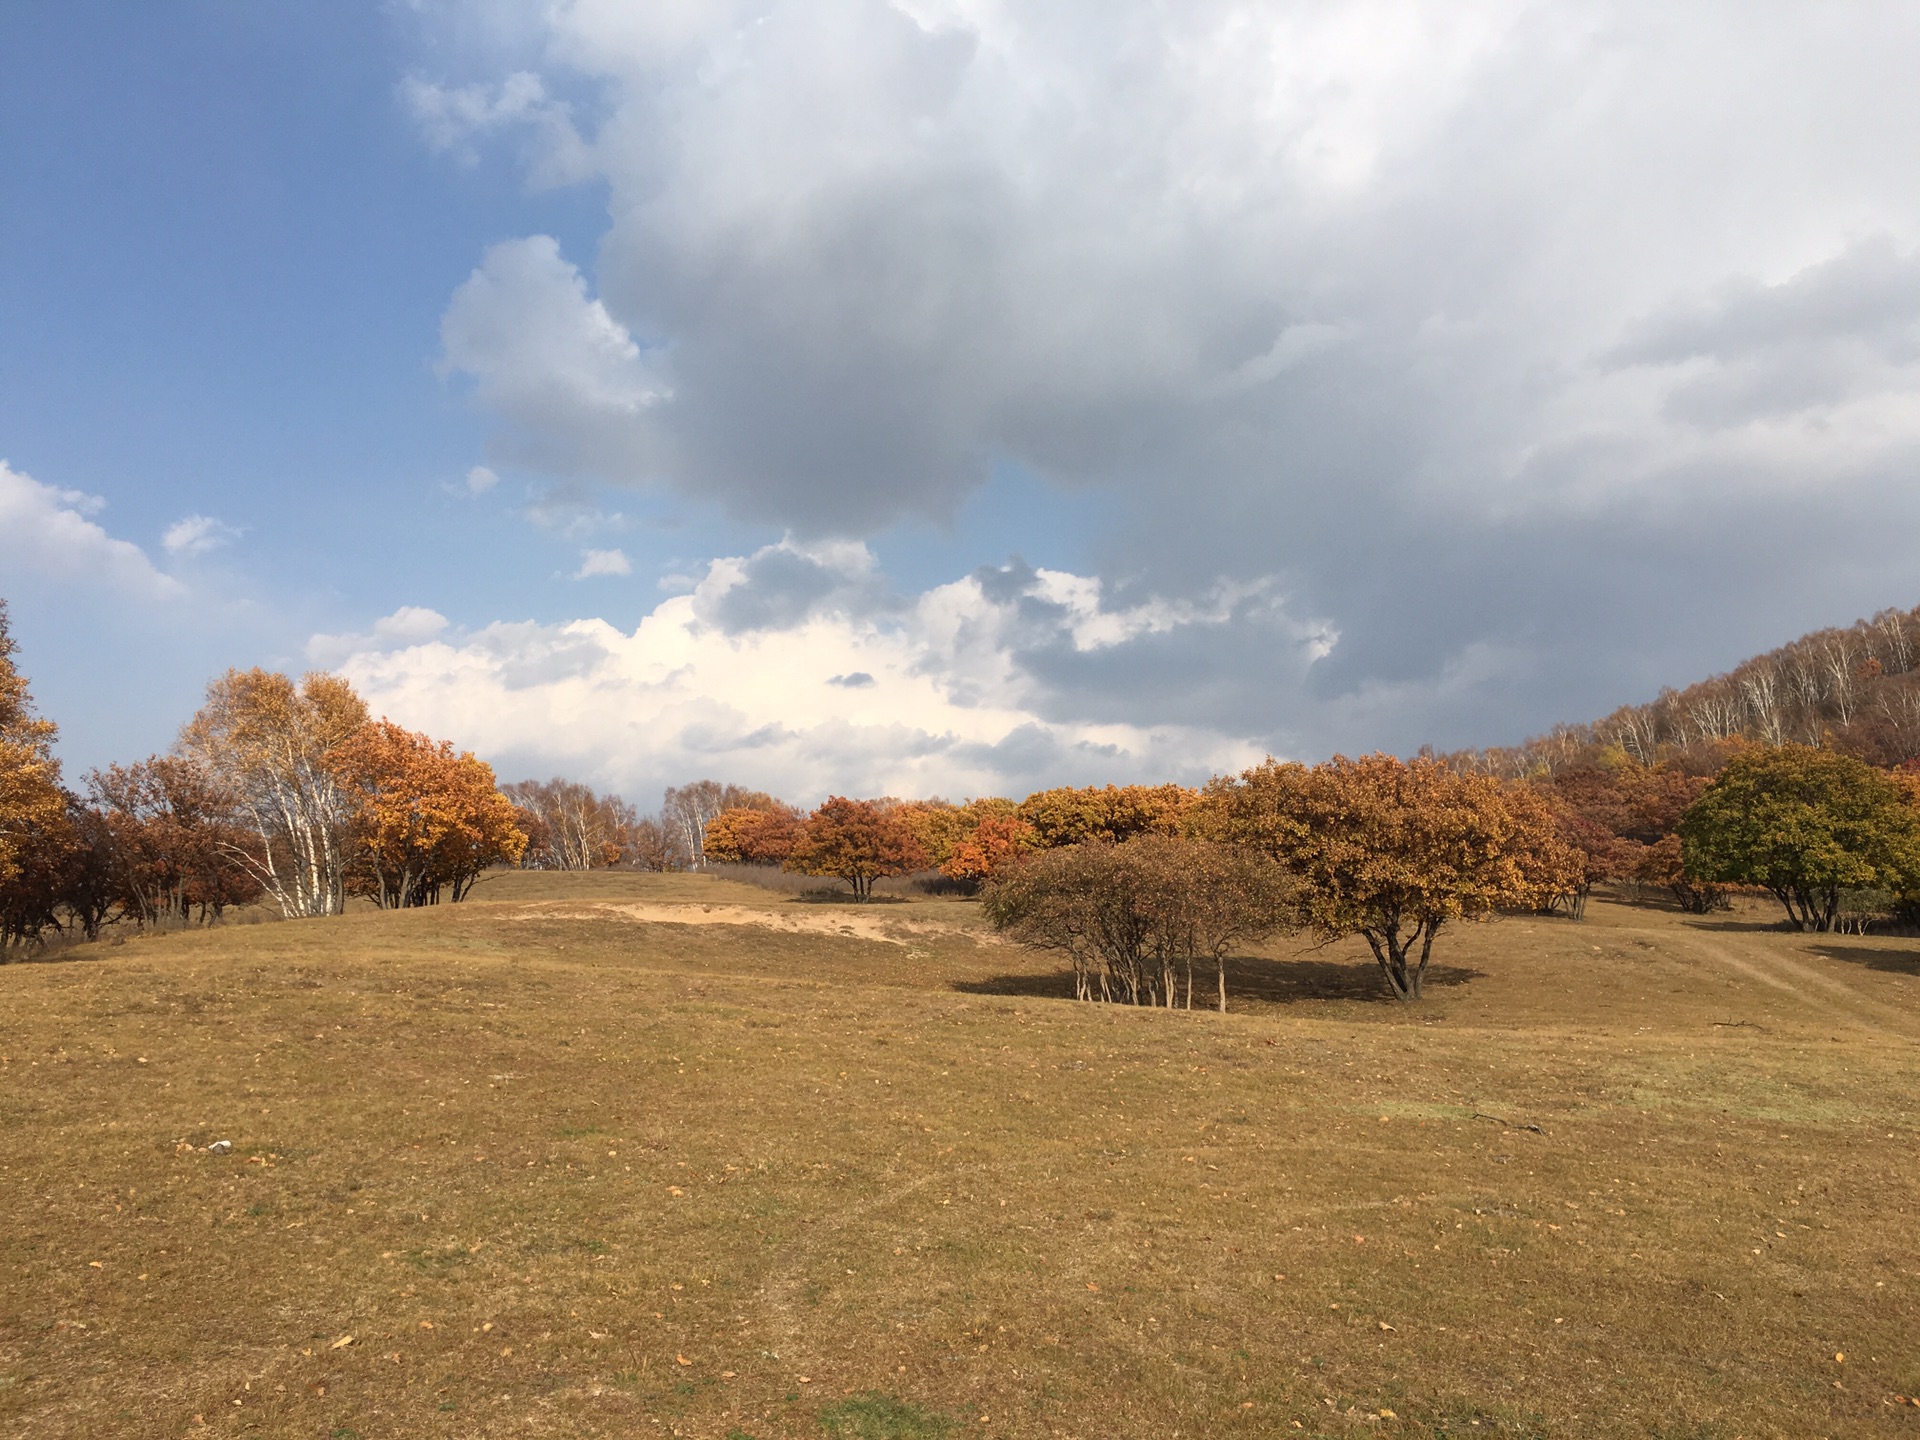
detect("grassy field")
(2, 872), (1918, 1439)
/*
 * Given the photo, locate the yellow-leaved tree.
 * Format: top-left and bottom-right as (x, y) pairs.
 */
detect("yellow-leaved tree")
(0, 601), (72, 954)
(180, 668), (369, 918)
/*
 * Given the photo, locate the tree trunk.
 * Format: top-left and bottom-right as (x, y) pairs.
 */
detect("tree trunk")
(1364, 919), (1438, 1003)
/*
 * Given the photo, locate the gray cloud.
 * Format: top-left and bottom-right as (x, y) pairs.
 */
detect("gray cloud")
(691, 538), (895, 634)
(423, 2), (1920, 759)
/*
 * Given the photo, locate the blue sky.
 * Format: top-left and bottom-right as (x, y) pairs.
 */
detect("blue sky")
(5, 3), (1920, 805)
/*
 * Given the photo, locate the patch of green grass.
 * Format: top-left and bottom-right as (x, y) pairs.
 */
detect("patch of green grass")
(817, 1392), (954, 1439)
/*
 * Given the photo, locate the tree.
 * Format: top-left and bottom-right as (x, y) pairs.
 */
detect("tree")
(941, 813), (1037, 887)
(702, 803), (802, 865)
(983, 835), (1293, 1011)
(332, 721), (527, 907)
(1211, 754), (1576, 1002)
(0, 600), (65, 895)
(1678, 745), (1920, 931)
(1015, 784), (1196, 849)
(785, 797), (929, 900)
(664, 780), (781, 868)
(87, 756), (262, 927)
(179, 668), (368, 918)
(502, 778), (638, 869)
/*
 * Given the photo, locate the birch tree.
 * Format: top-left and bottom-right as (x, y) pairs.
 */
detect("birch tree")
(180, 668), (367, 918)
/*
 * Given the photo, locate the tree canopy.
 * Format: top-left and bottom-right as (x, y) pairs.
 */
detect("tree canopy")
(1210, 753), (1576, 1001)
(333, 721), (527, 907)
(0, 600), (66, 897)
(1678, 744), (1920, 931)
(984, 834), (1293, 1011)
(784, 797), (929, 900)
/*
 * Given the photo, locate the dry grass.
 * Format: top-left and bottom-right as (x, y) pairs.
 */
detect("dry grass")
(2, 874), (1918, 1439)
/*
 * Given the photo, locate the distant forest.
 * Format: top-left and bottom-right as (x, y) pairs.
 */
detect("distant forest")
(1448, 605), (1920, 776)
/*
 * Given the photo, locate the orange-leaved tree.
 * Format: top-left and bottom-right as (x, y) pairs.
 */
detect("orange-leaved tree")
(332, 721), (527, 908)
(941, 813), (1037, 886)
(1211, 753), (1576, 1002)
(702, 803), (803, 865)
(0, 601), (81, 956)
(785, 797), (929, 901)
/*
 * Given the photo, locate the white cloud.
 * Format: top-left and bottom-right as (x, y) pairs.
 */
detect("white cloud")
(575, 547), (631, 578)
(0, 460), (182, 600)
(307, 605), (449, 668)
(161, 514), (241, 557)
(464, 465), (500, 495)
(440, 236), (669, 480)
(401, 70), (592, 186)
(414, 3), (1920, 754)
(375, 606), (452, 643)
(326, 544), (1282, 802)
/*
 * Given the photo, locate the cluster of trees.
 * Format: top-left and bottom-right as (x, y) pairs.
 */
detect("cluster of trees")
(0, 603), (529, 956)
(1420, 608), (1920, 935)
(698, 784), (1204, 894)
(502, 778), (673, 871)
(693, 764), (1577, 1006)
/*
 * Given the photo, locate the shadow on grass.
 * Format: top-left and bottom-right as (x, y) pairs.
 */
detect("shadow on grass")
(1806, 943), (1920, 977)
(1681, 915), (1798, 936)
(953, 952), (1485, 1006)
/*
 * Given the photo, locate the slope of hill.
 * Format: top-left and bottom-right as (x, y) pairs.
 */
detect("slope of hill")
(3, 872), (1917, 1437)
(1464, 604), (1920, 776)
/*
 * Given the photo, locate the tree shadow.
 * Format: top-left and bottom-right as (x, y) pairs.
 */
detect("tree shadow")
(1806, 943), (1920, 978)
(952, 952), (1485, 1006)
(1681, 915), (1798, 935)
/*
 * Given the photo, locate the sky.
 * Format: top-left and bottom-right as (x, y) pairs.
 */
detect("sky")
(5, 1), (1920, 808)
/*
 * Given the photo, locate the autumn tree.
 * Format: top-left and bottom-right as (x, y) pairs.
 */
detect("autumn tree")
(664, 781), (783, 868)
(785, 797), (929, 901)
(502, 779), (638, 869)
(1678, 745), (1920, 931)
(1015, 784), (1196, 849)
(888, 799), (966, 869)
(179, 668), (368, 918)
(87, 756), (262, 927)
(0, 602), (77, 956)
(0, 600), (66, 897)
(983, 835), (1293, 1011)
(332, 721), (527, 907)
(702, 803), (803, 865)
(941, 813), (1037, 887)
(1211, 754), (1577, 1002)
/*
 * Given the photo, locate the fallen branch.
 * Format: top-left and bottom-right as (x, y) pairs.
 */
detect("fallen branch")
(1471, 1112), (1545, 1135)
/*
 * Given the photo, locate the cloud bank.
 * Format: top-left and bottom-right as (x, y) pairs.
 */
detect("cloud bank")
(415, 1), (1920, 761)
(329, 539), (1284, 801)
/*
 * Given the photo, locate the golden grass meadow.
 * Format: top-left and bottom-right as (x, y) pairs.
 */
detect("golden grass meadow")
(3, 872), (1918, 1438)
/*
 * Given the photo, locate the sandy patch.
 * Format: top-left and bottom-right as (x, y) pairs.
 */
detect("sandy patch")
(509, 901), (982, 946)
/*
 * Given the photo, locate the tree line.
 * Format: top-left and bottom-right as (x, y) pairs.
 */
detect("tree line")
(8, 594), (1920, 1000)
(0, 609), (533, 954)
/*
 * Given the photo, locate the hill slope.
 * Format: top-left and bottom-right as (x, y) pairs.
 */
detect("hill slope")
(3, 872), (1917, 1437)
(1471, 604), (1920, 774)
